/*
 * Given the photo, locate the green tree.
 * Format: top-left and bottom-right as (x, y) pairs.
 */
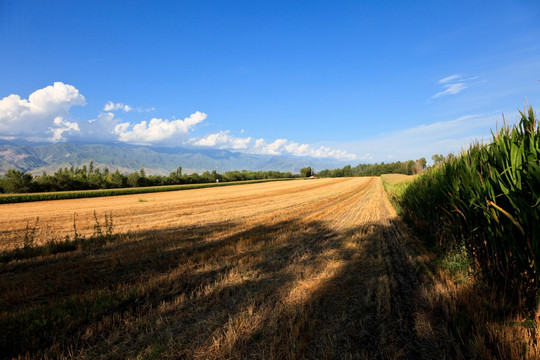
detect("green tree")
(413, 157), (427, 174)
(169, 166), (182, 182)
(0, 169), (34, 193)
(110, 170), (125, 188)
(127, 172), (140, 187)
(431, 154), (445, 166)
(300, 167), (312, 177)
(342, 165), (352, 177)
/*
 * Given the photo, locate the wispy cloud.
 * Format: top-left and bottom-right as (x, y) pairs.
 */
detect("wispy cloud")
(333, 113), (503, 162)
(438, 74), (462, 84)
(432, 83), (468, 98)
(432, 74), (472, 98)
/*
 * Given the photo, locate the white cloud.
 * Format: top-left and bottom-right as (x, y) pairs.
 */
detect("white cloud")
(0, 82), (86, 138)
(432, 74), (471, 98)
(251, 138), (356, 160)
(359, 153), (374, 161)
(49, 116), (80, 141)
(190, 130), (251, 149)
(104, 101), (154, 112)
(432, 83), (467, 98)
(75, 111), (121, 143)
(253, 138), (288, 155)
(438, 74), (461, 84)
(333, 112), (503, 162)
(104, 101), (133, 112)
(0, 83), (356, 161)
(189, 132), (356, 160)
(114, 111), (207, 145)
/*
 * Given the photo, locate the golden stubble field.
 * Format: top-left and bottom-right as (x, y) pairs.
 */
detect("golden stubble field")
(1, 178), (359, 250)
(0, 177), (534, 359)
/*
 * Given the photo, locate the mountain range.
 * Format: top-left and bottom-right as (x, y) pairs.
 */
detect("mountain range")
(0, 141), (349, 176)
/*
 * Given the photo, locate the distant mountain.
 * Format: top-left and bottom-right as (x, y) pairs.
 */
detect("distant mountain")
(0, 142), (349, 175)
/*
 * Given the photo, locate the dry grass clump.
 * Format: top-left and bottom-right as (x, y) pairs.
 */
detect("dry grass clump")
(413, 262), (540, 359)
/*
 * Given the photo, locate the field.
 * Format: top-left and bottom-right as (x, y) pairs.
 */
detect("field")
(0, 179), (294, 205)
(0, 177), (537, 359)
(0, 179), (302, 251)
(379, 174), (416, 185)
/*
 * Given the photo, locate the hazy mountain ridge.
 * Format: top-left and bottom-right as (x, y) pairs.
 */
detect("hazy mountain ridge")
(0, 142), (348, 175)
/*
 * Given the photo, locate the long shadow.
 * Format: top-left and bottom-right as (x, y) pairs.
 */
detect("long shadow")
(0, 217), (340, 358)
(0, 221), (236, 308)
(215, 220), (460, 359)
(0, 216), (469, 359)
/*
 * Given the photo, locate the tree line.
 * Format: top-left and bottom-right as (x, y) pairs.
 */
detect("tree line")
(0, 156), (454, 194)
(0, 163), (297, 194)
(316, 158), (428, 178)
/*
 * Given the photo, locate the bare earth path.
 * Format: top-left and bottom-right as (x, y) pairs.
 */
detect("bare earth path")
(0, 177), (441, 359)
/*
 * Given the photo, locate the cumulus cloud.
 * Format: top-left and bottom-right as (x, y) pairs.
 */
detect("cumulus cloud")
(1, 83), (356, 161)
(104, 102), (132, 112)
(0, 82), (86, 139)
(251, 138), (356, 160)
(190, 130), (251, 149)
(114, 111), (207, 145)
(189, 131), (356, 160)
(432, 74), (469, 98)
(104, 101), (154, 112)
(74, 111), (121, 143)
(49, 117), (80, 141)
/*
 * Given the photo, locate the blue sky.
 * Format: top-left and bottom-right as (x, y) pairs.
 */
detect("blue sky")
(1, 0), (539, 163)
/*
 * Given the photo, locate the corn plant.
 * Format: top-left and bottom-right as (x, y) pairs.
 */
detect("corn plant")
(400, 105), (540, 318)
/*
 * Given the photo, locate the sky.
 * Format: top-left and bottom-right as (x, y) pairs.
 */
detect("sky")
(1, 0), (539, 164)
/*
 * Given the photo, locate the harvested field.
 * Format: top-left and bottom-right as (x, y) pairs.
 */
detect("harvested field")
(0, 177), (526, 359)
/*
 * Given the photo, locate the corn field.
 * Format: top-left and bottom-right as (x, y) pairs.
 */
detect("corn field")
(400, 105), (540, 317)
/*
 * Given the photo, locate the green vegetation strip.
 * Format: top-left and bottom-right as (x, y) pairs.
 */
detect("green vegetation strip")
(0, 178), (297, 204)
(398, 106), (539, 316)
(381, 175), (416, 215)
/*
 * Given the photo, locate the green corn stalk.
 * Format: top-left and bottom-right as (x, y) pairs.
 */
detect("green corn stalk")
(399, 105), (539, 318)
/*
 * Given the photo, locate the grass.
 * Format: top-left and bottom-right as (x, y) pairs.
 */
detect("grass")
(381, 173), (416, 214)
(0, 212), (118, 263)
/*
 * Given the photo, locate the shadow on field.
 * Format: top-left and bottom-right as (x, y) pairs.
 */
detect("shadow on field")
(0, 216), (464, 359)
